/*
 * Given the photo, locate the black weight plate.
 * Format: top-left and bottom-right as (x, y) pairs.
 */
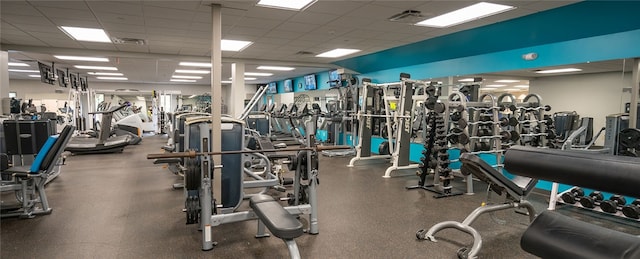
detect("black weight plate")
(561, 192), (576, 204)
(378, 141), (390, 155)
(185, 156), (201, 191)
(622, 205), (640, 219)
(458, 118), (468, 129)
(458, 132), (470, 145)
(508, 117), (519, 126)
(500, 131), (511, 142)
(600, 200), (618, 213)
(434, 103), (446, 114)
(510, 130), (520, 141)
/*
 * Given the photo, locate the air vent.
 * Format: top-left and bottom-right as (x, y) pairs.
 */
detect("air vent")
(295, 51), (314, 55)
(112, 37), (147, 45)
(388, 10), (423, 22)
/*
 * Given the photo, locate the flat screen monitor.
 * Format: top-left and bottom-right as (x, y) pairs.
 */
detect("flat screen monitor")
(69, 73), (79, 90)
(328, 69), (340, 88)
(37, 61), (55, 85)
(79, 77), (88, 91)
(267, 82), (277, 94)
(283, 79), (293, 92)
(56, 69), (68, 87)
(304, 74), (317, 90)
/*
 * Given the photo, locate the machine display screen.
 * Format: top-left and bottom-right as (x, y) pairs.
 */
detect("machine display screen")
(304, 74), (317, 90)
(283, 79), (293, 92)
(267, 82), (277, 94)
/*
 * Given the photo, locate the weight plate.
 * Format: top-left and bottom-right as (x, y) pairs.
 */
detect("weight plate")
(458, 118), (468, 129)
(434, 103), (446, 114)
(510, 130), (520, 141)
(458, 132), (470, 145)
(508, 117), (519, 126)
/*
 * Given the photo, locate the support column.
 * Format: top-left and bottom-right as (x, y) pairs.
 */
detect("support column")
(0, 51), (9, 115)
(231, 63), (246, 118)
(211, 4), (222, 161)
(630, 58), (639, 128)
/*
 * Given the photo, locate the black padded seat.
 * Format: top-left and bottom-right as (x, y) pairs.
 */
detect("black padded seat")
(249, 194), (303, 240)
(460, 153), (537, 197)
(521, 211), (640, 259)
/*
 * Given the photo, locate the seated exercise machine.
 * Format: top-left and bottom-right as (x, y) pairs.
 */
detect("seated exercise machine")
(65, 104), (131, 154)
(148, 119), (348, 258)
(416, 148), (537, 259)
(1, 125), (74, 218)
(504, 146), (640, 259)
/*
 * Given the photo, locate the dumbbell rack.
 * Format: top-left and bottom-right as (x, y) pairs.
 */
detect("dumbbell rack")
(515, 94), (552, 148)
(557, 187), (640, 222)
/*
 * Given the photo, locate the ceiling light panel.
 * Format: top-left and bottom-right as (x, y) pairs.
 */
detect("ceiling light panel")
(495, 79), (520, 83)
(257, 66), (295, 71)
(8, 62), (29, 67)
(88, 72), (123, 76)
(514, 85), (529, 88)
(485, 84), (506, 87)
(257, 0), (317, 11)
(28, 75), (41, 78)
(9, 69), (39, 73)
(54, 55), (109, 62)
(535, 68), (582, 74)
(175, 69), (210, 74)
(416, 2), (515, 28)
(75, 65), (118, 70)
(171, 79), (196, 82)
(221, 39), (253, 52)
(316, 48), (361, 58)
(244, 72), (273, 76)
(96, 77), (127, 80)
(457, 78), (475, 82)
(172, 75), (202, 79)
(229, 77), (257, 80)
(179, 62), (212, 67)
(59, 26), (112, 43)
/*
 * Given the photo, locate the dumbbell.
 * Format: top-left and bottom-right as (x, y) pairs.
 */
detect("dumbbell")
(450, 112), (462, 122)
(499, 104), (517, 112)
(473, 142), (491, 151)
(458, 118), (468, 129)
(579, 191), (604, 208)
(560, 187), (585, 204)
(600, 195), (627, 214)
(621, 199), (640, 219)
(499, 131), (512, 142)
(499, 117), (519, 127)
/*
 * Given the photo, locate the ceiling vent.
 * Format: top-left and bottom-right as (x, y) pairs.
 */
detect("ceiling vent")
(388, 10), (423, 22)
(295, 51), (314, 55)
(112, 37), (147, 45)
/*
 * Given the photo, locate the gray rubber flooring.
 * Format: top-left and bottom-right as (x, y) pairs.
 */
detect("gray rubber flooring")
(2, 135), (639, 258)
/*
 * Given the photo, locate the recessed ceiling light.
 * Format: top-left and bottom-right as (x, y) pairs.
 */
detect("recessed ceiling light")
(175, 69), (210, 74)
(8, 69), (39, 73)
(495, 79), (520, 83)
(221, 39), (253, 52)
(257, 0), (316, 11)
(316, 48), (361, 58)
(221, 80), (232, 84)
(179, 62), (211, 67)
(535, 68), (582, 74)
(172, 75), (202, 79)
(54, 55), (109, 62)
(257, 66), (295, 71)
(457, 78), (475, 82)
(75, 65), (118, 71)
(171, 79), (196, 82)
(485, 84), (506, 87)
(88, 72), (123, 76)
(59, 26), (111, 43)
(28, 75), (41, 78)
(8, 62), (29, 67)
(415, 2), (515, 28)
(244, 72), (273, 76)
(96, 76), (127, 80)
(514, 85), (529, 88)
(229, 77), (257, 81)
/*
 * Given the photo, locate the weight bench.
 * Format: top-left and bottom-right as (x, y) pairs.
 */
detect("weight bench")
(417, 152), (537, 259)
(504, 146), (640, 259)
(249, 194), (304, 259)
(1, 125), (74, 218)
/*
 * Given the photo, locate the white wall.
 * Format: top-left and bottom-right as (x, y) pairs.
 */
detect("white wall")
(529, 71), (633, 145)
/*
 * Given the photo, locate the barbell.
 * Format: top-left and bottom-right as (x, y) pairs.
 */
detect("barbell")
(147, 145), (352, 159)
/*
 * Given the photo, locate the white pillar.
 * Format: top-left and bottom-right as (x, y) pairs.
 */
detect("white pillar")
(231, 63), (246, 118)
(0, 51), (9, 115)
(630, 58), (639, 128)
(211, 4), (222, 162)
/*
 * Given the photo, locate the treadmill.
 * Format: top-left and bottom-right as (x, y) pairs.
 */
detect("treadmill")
(65, 104), (131, 155)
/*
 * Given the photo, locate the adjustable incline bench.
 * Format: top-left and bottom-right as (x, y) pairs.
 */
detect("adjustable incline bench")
(504, 146), (640, 259)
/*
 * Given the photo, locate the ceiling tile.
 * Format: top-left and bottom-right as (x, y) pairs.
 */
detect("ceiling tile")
(48, 18), (102, 28)
(0, 2), (42, 16)
(369, 1), (429, 10)
(146, 27), (187, 37)
(102, 23), (147, 34)
(1, 14), (52, 25)
(28, 1), (91, 11)
(142, 5), (198, 21)
(234, 17), (282, 30)
(305, 1), (367, 15)
(94, 12), (145, 26)
(45, 39), (85, 49)
(34, 6), (97, 20)
(77, 42), (118, 51)
(288, 11), (340, 25)
(114, 44), (150, 53)
(144, 17), (192, 30)
(243, 7), (296, 21)
(264, 30), (303, 40)
(87, 1), (143, 16)
(143, 1), (205, 11)
(256, 37), (290, 45)
(6, 23), (59, 33)
(275, 22), (320, 33)
(227, 26), (268, 37)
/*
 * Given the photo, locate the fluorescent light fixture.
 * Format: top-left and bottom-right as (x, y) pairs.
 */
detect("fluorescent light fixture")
(495, 79), (520, 83)
(171, 79), (196, 82)
(175, 69), (210, 74)
(54, 55), (109, 62)
(316, 48), (361, 58)
(485, 84), (506, 87)
(229, 77), (257, 81)
(136, 96), (145, 101)
(179, 62), (211, 68)
(172, 75), (202, 79)
(8, 69), (39, 73)
(257, 0), (316, 11)
(88, 72), (123, 76)
(535, 68), (582, 74)
(8, 62), (29, 67)
(457, 78), (475, 82)
(96, 76), (127, 80)
(415, 2), (515, 28)
(221, 39), (253, 52)
(28, 75), (41, 78)
(257, 66), (295, 71)
(503, 89), (519, 91)
(221, 80), (232, 84)
(244, 72), (273, 76)
(75, 65), (118, 71)
(514, 85), (529, 88)
(59, 26), (111, 43)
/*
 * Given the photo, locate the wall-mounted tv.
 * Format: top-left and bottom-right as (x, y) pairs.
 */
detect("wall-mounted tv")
(56, 69), (69, 87)
(37, 61), (55, 85)
(69, 73), (79, 90)
(303, 74), (317, 90)
(80, 77), (88, 91)
(283, 79), (293, 92)
(266, 82), (277, 94)
(328, 69), (340, 88)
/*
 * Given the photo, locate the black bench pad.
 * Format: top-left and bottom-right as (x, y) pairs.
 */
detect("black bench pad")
(522, 211), (640, 259)
(460, 153), (537, 197)
(250, 194), (303, 240)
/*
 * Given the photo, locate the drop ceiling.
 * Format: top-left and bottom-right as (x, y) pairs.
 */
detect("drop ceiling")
(2, 0), (580, 85)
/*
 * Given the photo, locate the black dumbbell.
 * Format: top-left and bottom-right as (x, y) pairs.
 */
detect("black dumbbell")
(621, 199), (640, 219)
(560, 187), (585, 204)
(579, 191), (604, 208)
(499, 131), (512, 142)
(458, 118), (468, 129)
(600, 195), (627, 214)
(450, 112), (462, 122)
